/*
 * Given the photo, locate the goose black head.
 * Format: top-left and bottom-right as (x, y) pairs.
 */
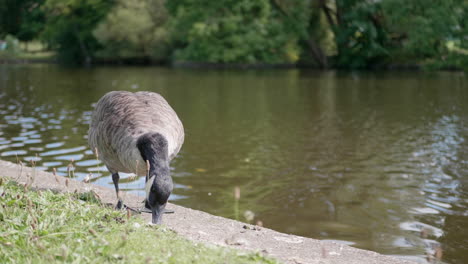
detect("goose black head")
(145, 167), (173, 224)
(138, 132), (173, 224)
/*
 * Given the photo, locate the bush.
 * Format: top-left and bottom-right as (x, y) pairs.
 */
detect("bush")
(381, 0), (464, 60)
(0, 35), (20, 58)
(41, 0), (113, 64)
(93, 0), (169, 61)
(167, 0), (308, 64)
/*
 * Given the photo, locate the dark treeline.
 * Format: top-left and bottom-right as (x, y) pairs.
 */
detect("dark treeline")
(1, 0), (467, 69)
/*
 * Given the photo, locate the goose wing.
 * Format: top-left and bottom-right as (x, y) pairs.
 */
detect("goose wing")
(88, 91), (184, 173)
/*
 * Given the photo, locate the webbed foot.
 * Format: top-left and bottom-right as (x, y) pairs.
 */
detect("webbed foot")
(116, 200), (123, 210)
(116, 200), (140, 213)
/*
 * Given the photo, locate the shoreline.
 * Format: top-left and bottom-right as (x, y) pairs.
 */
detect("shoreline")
(0, 57), (464, 72)
(0, 159), (417, 264)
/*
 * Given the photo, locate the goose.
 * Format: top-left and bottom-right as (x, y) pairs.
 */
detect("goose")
(88, 91), (184, 224)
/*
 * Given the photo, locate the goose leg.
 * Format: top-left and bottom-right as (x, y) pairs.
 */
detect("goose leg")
(112, 172), (140, 212)
(112, 172), (123, 209)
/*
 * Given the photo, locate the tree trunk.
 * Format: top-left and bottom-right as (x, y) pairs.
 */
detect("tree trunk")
(319, 0), (336, 28)
(74, 28), (91, 65)
(307, 38), (328, 68)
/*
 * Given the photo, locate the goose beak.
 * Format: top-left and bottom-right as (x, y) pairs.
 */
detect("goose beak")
(151, 204), (165, 224)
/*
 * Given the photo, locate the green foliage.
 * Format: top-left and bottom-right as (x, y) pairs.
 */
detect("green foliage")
(0, 35), (21, 58)
(381, 0), (468, 69)
(316, 0), (468, 69)
(321, 0), (390, 68)
(167, 0), (308, 64)
(0, 0), (45, 41)
(41, 0), (114, 64)
(0, 178), (278, 263)
(0, 0), (26, 36)
(5, 35), (21, 54)
(382, 0), (463, 59)
(17, 0), (46, 42)
(93, 0), (169, 61)
(1, 0), (467, 69)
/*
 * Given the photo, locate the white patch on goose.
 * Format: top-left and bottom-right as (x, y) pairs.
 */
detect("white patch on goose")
(145, 176), (156, 200)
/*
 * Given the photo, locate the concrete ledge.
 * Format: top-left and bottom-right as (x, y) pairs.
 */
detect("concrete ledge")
(1, 159), (416, 264)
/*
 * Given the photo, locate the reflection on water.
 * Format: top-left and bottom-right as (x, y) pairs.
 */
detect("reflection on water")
(0, 65), (467, 263)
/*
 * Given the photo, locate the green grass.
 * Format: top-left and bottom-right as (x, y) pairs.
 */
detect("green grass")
(0, 178), (278, 264)
(16, 51), (56, 60)
(0, 40), (55, 61)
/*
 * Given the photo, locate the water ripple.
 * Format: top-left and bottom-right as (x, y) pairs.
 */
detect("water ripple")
(0, 65), (466, 264)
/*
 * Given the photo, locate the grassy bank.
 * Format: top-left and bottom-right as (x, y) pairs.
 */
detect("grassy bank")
(0, 178), (278, 264)
(0, 41), (55, 63)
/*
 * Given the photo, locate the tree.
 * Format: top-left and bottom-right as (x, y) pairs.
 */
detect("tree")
(317, 0), (468, 69)
(93, 0), (169, 62)
(271, 0), (330, 68)
(0, 0), (26, 36)
(166, 0), (309, 64)
(41, 0), (114, 64)
(381, 0), (465, 59)
(0, 0), (45, 42)
(319, 0), (390, 68)
(17, 0), (46, 44)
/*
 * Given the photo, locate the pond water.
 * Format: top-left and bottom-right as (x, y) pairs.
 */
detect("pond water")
(0, 64), (467, 263)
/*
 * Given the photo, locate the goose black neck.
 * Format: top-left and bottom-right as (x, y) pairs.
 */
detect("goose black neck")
(137, 133), (169, 176)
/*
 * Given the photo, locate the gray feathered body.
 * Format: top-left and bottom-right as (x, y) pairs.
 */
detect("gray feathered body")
(88, 91), (184, 175)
